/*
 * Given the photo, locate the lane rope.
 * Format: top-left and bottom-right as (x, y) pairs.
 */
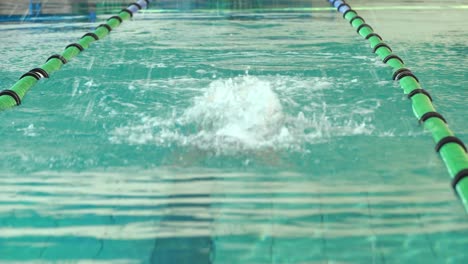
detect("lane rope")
(326, 0), (468, 211)
(0, 0), (152, 111)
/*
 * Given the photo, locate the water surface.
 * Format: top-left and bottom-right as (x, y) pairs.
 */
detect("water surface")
(1, 3), (468, 263)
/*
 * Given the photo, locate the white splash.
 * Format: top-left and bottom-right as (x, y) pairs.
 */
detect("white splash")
(181, 76), (285, 147)
(110, 75), (376, 154)
(17, 124), (40, 137)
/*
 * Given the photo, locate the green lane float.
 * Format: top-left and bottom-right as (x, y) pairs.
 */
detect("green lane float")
(0, 0), (152, 111)
(326, 0), (468, 211)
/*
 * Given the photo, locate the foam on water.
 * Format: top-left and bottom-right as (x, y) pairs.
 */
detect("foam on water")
(111, 75), (376, 154)
(181, 76), (286, 147)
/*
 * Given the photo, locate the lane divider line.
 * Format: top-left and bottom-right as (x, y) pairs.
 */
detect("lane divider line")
(0, 0), (152, 111)
(326, 0), (468, 211)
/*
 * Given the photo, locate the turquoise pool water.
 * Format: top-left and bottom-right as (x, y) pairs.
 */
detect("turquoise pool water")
(1, 4), (468, 264)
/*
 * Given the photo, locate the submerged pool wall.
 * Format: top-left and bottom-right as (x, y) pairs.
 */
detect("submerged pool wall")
(0, 0), (327, 19)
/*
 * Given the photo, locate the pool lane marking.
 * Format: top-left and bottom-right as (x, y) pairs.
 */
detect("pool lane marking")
(326, 0), (468, 212)
(0, 0), (152, 111)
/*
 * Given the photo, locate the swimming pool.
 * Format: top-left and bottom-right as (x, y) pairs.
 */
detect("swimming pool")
(1, 0), (468, 263)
